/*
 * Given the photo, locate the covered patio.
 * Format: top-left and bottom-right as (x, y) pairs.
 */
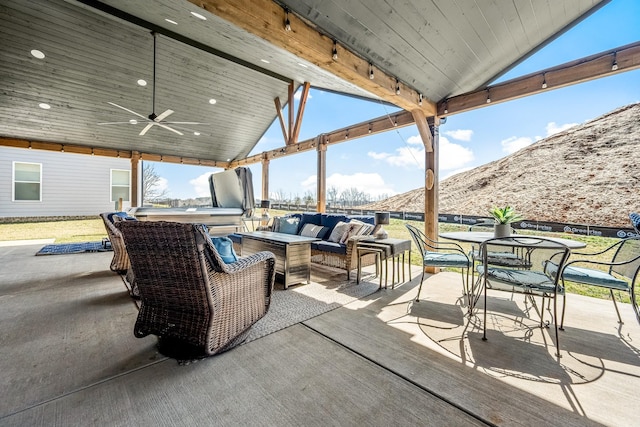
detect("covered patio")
(1, 242), (639, 425)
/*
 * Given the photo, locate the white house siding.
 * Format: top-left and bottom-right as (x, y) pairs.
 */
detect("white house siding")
(0, 146), (132, 218)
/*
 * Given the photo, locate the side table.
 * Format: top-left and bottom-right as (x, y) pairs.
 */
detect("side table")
(357, 238), (412, 289)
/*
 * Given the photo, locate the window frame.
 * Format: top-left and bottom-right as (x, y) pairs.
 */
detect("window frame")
(110, 169), (131, 203)
(12, 161), (42, 202)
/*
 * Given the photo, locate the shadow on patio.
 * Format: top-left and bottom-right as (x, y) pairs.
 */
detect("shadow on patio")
(1, 243), (638, 426)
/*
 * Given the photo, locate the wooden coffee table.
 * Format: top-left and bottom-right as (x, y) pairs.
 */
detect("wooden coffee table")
(238, 231), (319, 289)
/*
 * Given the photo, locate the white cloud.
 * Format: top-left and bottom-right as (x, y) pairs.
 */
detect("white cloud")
(501, 136), (534, 154)
(294, 90), (312, 101)
(444, 129), (473, 141)
(189, 172), (214, 197)
(367, 135), (474, 171)
(301, 172), (395, 198)
(546, 121), (577, 136)
(155, 177), (169, 193)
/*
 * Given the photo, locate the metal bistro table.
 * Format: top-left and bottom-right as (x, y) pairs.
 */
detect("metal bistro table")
(439, 231), (587, 250)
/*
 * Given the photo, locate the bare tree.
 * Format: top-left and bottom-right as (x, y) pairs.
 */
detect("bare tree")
(327, 186), (339, 207)
(303, 190), (315, 207)
(142, 163), (169, 204)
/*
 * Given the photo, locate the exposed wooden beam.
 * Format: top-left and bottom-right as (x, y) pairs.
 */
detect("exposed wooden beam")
(191, 0), (436, 115)
(274, 97), (288, 142)
(439, 41), (640, 116)
(291, 82), (311, 144)
(287, 82), (295, 145)
(411, 109), (433, 153)
(229, 109), (416, 167)
(0, 137), (228, 168)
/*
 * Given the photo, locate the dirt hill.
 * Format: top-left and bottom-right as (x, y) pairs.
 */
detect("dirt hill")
(363, 103), (640, 227)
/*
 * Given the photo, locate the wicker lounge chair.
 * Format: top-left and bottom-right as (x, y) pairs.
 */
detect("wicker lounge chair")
(100, 212), (138, 296)
(117, 220), (276, 359)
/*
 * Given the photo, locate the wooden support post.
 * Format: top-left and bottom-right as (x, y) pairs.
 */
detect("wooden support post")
(130, 151), (139, 207)
(261, 154), (270, 225)
(316, 136), (327, 213)
(424, 119), (439, 273)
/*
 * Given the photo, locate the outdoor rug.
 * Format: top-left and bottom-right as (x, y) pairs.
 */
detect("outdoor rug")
(35, 241), (112, 256)
(245, 266), (381, 344)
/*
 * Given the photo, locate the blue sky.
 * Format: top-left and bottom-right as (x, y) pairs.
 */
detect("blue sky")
(149, 0), (640, 201)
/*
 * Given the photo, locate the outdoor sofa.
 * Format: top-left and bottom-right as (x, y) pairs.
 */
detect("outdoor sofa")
(231, 212), (379, 279)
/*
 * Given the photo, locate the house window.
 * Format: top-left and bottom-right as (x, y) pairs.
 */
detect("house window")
(13, 162), (42, 201)
(111, 169), (130, 202)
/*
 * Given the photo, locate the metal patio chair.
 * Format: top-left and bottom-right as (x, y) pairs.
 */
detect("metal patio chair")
(475, 236), (571, 358)
(558, 236), (640, 325)
(405, 224), (471, 302)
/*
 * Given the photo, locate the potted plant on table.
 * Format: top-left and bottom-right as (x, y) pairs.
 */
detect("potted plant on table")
(488, 206), (523, 237)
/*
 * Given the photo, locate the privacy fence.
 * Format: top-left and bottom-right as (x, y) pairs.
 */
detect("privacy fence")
(270, 203), (638, 239)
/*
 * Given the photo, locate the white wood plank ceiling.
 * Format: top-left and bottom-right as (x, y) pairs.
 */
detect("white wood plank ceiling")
(0, 0), (607, 162)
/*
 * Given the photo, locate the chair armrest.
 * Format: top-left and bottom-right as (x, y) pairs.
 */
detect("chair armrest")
(564, 253), (640, 270)
(219, 251), (276, 274)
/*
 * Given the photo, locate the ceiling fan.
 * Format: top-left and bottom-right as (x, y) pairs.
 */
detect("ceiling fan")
(98, 32), (206, 136)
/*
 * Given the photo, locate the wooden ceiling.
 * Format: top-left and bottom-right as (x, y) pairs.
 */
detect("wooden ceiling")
(0, 0), (609, 163)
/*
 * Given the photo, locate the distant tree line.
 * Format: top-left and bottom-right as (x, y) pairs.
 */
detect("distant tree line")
(270, 186), (390, 208)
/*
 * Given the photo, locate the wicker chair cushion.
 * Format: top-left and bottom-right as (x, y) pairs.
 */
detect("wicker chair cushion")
(211, 236), (238, 263)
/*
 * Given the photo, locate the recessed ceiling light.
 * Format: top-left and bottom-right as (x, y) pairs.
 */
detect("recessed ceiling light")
(260, 59), (270, 64)
(194, 131), (201, 136)
(165, 18), (178, 25)
(30, 49), (45, 59)
(38, 103), (51, 110)
(129, 119), (138, 124)
(208, 98), (217, 105)
(137, 79), (147, 86)
(298, 63), (308, 68)
(226, 158), (231, 162)
(190, 11), (207, 20)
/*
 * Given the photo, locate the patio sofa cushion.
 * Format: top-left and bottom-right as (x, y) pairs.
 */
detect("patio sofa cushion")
(299, 223), (329, 239)
(320, 214), (349, 237)
(210, 236), (238, 263)
(297, 212), (322, 234)
(327, 221), (352, 243)
(273, 216), (300, 234)
(312, 241), (347, 255)
(347, 215), (375, 226)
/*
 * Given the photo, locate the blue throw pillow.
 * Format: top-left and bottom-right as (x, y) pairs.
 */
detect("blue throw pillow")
(278, 217), (300, 234)
(211, 237), (238, 264)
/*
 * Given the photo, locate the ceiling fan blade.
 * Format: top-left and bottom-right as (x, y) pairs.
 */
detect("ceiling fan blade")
(139, 123), (154, 136)
(154, 109), (174, 122)
(163, 122), (210, 125)
(157, 123), (184, 135)
(108, 102), (146, 119)
(97, 121), (134, 125)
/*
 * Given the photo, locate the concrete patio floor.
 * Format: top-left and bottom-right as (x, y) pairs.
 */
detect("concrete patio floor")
(1, 242), (639, 426)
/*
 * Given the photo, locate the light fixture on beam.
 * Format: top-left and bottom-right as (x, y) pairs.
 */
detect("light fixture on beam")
(443, 101), (448, 114)
(542, 73), (548, 89)
(284, 9), (291, 31)
(368, 123), (372, 134)
(345, 130), (349, 139)
(369, 63), (374, 80)
(486, 89), (491, 103)
(61, 144), (64, 153)
(611, 52), (618, 71)
(418, 93), (423, 106)
(332, 41), (338, 61)
(395, 79), (401, 95)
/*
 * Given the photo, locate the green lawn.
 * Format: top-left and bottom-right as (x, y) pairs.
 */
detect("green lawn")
(0, 214), (631, 303)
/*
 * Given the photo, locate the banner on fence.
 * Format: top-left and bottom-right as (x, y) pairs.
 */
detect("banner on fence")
(269, 204), (637, 239)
